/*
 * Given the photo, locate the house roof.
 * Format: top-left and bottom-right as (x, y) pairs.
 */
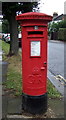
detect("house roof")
(53, 14), (66, 21)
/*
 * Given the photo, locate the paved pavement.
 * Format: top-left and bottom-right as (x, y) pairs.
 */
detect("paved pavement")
(48, 40), (65, 96)
(5, 95), (64, 118)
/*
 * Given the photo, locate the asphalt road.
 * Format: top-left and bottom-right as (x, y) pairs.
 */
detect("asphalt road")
(48, 40), (64, 77)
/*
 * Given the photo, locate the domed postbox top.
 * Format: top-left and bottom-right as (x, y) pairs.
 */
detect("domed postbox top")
(16, 12), (52, 22)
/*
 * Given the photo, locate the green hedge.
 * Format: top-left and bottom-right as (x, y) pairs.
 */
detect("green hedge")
(58, 28), (66, 41)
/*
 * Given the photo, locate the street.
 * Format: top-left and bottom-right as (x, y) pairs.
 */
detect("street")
(48, 40), (64, 77)
(48, 40), (65, 95)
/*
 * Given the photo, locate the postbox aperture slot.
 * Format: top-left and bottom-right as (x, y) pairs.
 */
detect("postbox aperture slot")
(30, 41), (41, 57)
(28, 31), (43, 35)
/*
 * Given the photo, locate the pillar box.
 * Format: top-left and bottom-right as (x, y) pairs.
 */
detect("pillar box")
(16, 12), (52, 114)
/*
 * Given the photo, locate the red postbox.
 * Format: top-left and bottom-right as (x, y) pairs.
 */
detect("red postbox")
(16, 12), (52, 114)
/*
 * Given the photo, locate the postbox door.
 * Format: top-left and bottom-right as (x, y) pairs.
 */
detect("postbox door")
(22, 28), (47, 96)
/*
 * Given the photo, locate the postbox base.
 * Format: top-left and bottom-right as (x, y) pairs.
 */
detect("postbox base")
(22, 93), (47, 114)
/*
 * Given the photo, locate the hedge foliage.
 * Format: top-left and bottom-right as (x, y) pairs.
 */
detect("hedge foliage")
(58, 28), (66, 41)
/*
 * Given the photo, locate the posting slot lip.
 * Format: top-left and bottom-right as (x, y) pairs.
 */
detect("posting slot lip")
(27, 29), (44, 32)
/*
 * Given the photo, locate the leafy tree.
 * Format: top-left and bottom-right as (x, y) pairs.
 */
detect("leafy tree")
(2, 2), (38, 56)
(48, 22), (57, 34)
(2, 20), (10, 33)
(57, 20), (66, 28)
(48, 20), (66, 34)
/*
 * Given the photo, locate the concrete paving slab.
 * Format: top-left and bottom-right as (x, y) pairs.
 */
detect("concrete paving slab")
(2, 95), (8, 119)
(7, 107), (56, 118)
(7, 96), (22, 114)
(3, 95), (63, 119)
(48, 98), (64, 118)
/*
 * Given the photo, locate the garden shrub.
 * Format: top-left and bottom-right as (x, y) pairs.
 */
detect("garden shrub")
(58, 28), (66, 41)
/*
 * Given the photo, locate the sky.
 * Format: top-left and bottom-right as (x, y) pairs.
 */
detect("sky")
(39, 0), (66, 16)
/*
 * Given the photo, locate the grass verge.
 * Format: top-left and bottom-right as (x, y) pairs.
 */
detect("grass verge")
(2, 41), (62, 97)
(2, 41), (10, 60)
(47, 80), (61, 98)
